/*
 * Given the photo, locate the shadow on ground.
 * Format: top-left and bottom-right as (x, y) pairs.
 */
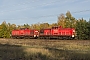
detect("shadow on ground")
(44, 47), (90, 60)
(0, 43), (90, 60)
(0, 44), (51, 60)
(0, 44), (26, 60)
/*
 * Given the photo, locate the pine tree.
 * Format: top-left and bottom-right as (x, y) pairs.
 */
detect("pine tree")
(76, 19), (88, 40)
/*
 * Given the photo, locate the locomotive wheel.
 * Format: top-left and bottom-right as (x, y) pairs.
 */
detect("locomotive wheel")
(58, 37), (62, 40)
(39, 37), (43, 39)
(45, 36), (50, 39)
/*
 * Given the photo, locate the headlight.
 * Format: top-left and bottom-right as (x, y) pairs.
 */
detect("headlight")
(72, 35), (74, 37)
(34, 35), (36, 37)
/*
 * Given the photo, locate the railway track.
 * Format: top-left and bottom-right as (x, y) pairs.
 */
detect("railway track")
(0, 38), (88, 40)
(0, 38), (90, 42)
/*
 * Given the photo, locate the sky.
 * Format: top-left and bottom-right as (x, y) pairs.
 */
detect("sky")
(0, 0), (90, 25)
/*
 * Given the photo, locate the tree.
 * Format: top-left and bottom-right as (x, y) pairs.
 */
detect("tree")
(7, 23), (17, 38)
(87, 19), (90, 39)
(39, 23), (48, 29)
(0, 21), (16, 38)
(0, 21), (8, 38)
(0, 25), (3, 38)
(57, 11), (76, 28)
(76, 19), (88, 40)
(57, 14), (65, 28)
(65, 11), (76, 28)
(24, 24), (30, 28)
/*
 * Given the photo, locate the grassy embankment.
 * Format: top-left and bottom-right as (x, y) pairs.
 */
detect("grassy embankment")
(0, 39), (90, 60)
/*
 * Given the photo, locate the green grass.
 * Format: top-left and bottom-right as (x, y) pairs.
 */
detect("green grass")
(0, 39), (90, 60)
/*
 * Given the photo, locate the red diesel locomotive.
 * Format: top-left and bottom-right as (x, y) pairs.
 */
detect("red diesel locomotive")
(39, 26), (76, 39)
(11, 26), (76, 40)
(11, 28), (39, 39)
